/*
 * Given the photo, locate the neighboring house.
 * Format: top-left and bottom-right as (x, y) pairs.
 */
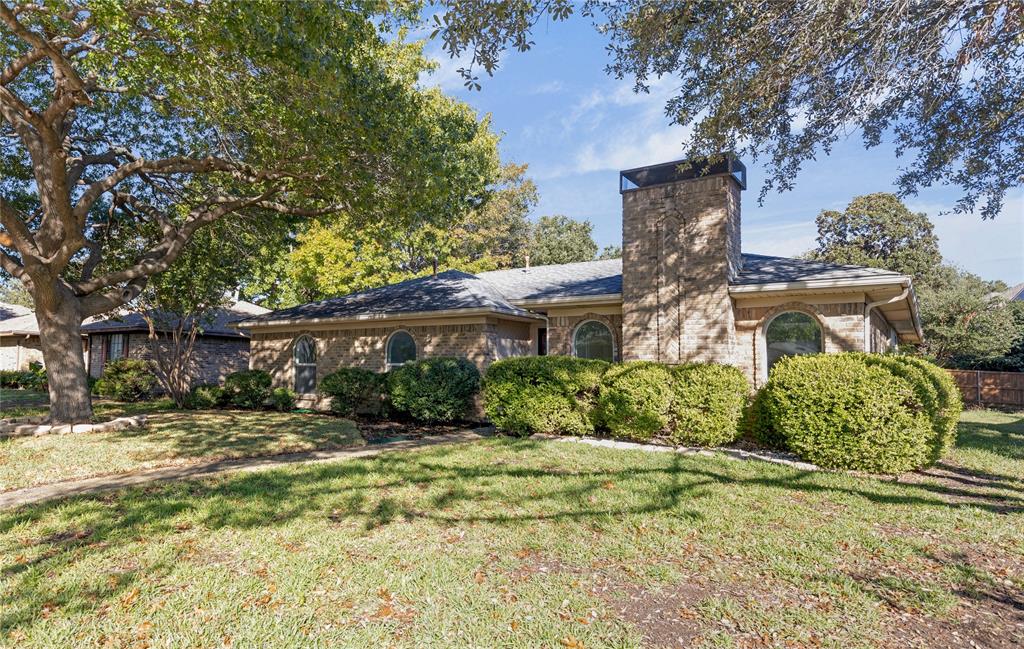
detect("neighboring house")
(82, 300), (269, 384)
(238, 157), (922, 403)
(1003, 282), (1024, 302)
(0, 302), (42, 371)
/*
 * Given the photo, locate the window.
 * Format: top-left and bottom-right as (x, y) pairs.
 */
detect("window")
(108, 334), (126, 361)
(537, 327), (547, 356)
(765, 311), (822, 372)
(293, 335), (317, 393)
(573, 320), (614, 362)
(386, 330), (416, 369)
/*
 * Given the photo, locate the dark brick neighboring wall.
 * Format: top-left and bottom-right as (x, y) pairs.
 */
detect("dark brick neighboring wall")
(88, 332), (251, 385)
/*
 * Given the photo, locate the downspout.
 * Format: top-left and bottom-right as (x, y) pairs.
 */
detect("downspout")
(863, 283), (910, 352)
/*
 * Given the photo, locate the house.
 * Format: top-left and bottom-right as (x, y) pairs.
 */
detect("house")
(82, 300), (269, 384)
(0, 302), (43, 371)
(238, 157), (922, 403)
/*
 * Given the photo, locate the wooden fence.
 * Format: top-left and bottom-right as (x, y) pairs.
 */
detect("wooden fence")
(947, 369), (1024, 409)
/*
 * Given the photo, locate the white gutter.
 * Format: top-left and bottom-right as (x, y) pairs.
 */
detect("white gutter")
(863, 286), (910, 351)
(728, 275), (908, 293)
(511, 293), (622, 308)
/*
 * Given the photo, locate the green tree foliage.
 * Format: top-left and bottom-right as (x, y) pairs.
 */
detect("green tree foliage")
(808, 194), (942, 286)
(0, 2), (497, 421)
(434, 1), (1023, 218)
(596, 245), (622, 260)
(528, 215), (599, 266)
(0, 278), (31, 307)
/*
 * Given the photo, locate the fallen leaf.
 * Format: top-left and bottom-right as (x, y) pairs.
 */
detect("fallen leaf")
(561, 635), (585, 648)
(121, 588), (140, 607)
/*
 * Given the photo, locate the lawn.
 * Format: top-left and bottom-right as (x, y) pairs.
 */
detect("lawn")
(0, 388), (48, 413)
(0, 410), (1021, 648)
(0, 407), (363, 492)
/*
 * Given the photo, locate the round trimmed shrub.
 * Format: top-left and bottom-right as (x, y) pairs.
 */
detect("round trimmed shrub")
(94, 358), (157, 402)
(669, 363), (750, 446)
(269, 387), (297, 412)
(595, 361), (674, 441)
(223, 369), (272, 410)
(754, 353), (933, 473)
(387, 357), (480, 423)
(185, 384), (226, 409)
(888, 355), (962, 462)
(482, 356), (608, 436)
(319, 367), (387, 417)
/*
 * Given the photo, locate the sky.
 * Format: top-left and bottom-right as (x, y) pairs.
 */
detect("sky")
(420, 18), (1024, 286)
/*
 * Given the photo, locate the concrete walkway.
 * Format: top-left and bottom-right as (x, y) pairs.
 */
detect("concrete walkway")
(0, 430), (484, 510)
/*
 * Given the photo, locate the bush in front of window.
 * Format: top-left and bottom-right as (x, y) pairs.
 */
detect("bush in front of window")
(482, 356), (609, 436)
(387, 357), (480, 423)
(319, 367), (387, 417)
(669, 363), (750, 446)
(269, 387), (297, 412)
(94, 358), (157, 402)
(223, 370), (273, 410)
(752, 353), (934, 473)
(594, 361), (675, 441)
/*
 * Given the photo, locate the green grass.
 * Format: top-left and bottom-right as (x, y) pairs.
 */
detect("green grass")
(1, 408), (363, 491)
(0, 410), (1021, 647)
(0, 389), (48, 416)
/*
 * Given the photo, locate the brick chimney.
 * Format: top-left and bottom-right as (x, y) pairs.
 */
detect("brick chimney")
(619, 156), (745, 364)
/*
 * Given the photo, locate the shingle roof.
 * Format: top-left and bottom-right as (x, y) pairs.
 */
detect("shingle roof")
(0, 312), (39, 336)
(732, 254), (906, 285)
(82, 300), (269, 338)
(240, 270), (541, 325)
(1004, 282), (1024, 302)
(0, 302), (30, 321)
(477, 259), (623, 301)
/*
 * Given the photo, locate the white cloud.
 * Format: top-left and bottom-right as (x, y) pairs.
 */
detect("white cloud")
(529, 80), (565, 95)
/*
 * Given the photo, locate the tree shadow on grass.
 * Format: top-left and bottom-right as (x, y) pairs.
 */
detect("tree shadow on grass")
(955, 413), (1024, 462)
(0, 437), (1021, 633)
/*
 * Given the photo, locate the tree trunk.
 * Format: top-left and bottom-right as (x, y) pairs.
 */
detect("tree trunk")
(37, 294), (92, 424)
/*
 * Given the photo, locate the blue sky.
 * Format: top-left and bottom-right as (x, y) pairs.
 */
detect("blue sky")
(421, 19), (1024, 285)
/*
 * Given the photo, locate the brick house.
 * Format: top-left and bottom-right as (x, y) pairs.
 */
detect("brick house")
(239, 157), (922, 404)
(82, 300), (269, 385)
(0, 302), (44, 371)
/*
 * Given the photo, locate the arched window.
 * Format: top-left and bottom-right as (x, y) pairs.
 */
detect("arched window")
(386, 330), (416, 369)
(573, 320), (614, 362)
(293, 335), (317, 393)
(765, 311), (822, 372)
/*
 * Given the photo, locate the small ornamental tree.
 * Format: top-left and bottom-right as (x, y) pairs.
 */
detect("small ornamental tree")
(0, 2), (498, 422)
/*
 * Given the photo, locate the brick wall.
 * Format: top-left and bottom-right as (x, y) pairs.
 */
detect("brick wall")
(621, 174), (741, 365)
(0, 335), (43, 371)
(88, 332), (251, 385)
(250, 317), (532, 394)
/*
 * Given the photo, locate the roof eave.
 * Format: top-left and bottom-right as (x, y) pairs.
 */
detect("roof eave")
(510, 293), (623, 308)
(234, 306), (546, 330)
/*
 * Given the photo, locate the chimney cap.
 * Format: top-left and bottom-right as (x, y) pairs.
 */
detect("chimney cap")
(619, 154), (746, 193)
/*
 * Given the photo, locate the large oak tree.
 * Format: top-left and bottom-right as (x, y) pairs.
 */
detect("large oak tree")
(0, 1), (497, 422)
(434, 0), (1023, 218)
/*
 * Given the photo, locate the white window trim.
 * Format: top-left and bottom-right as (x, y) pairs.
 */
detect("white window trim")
(385, 329), (417, 370)
(571, 319), (616, 362)
(760, 310), (823, 382)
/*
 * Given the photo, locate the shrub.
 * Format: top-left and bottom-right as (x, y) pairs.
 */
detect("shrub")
(223, 369), (272, 409)
(595, 362), (674, 441)
(482, 356), (608, 436)
(753, 353), (933, 473)
(388, 357), (480, 423)
(94, 358), (157, 402)
(0, 362), (46, 390)
(269, 387), (297, 412)
(888, 355), (963, 462)
(319, 367), (387, 417)
(185, 384), (226, 410)
(669, 363), (750, 446)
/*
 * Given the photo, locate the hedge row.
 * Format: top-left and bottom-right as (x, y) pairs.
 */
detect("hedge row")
(482, 356), (751, 446)
(0, 361), (46, 390)
(752, 353), (962, 473)
(318, 357), (480, 424)
(186, 370), (296, 412)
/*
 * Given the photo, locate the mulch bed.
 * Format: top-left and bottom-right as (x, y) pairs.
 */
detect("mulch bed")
(354, 419), (487, 444)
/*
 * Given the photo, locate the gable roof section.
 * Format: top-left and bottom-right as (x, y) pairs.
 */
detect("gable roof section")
(477, 259), (622, 302)
(82, 300), (270, 339)
(240, 270), (542, 327)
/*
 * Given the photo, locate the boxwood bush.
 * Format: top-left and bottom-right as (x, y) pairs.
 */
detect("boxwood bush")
(669, 363), (750, 446)
(888, 355), (962, 462)
(753, 353), (933, 473)
(595, 361), (674, 441)
(388, 357), (480, 423)
(319, 367), (387, 417)
(223, 369), (272, 410)
(184, 383), (227, 409)
(94, 358), (157, 402)
(269, 387), (297, 412)
(482, 356), (608, 436)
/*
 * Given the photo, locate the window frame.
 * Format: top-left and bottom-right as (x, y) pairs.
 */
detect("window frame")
(385, 329), (417, 370)
(292, 335), (318, 394)
(571, 319), (616, 362)
(762, 310), (823, 379)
